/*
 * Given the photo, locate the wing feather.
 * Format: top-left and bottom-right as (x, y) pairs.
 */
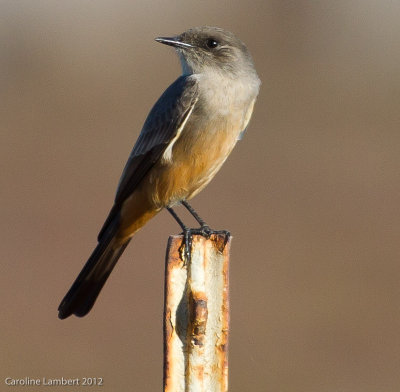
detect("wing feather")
(97, 75), (198, 241)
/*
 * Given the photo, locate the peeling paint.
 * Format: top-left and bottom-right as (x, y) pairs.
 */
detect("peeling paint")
(164, 234), (231, 392)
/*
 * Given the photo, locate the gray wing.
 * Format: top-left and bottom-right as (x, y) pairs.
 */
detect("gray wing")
(97, 75), (199, 241)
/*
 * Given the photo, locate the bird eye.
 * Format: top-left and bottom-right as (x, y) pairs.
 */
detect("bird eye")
(206, 38), (219, 49)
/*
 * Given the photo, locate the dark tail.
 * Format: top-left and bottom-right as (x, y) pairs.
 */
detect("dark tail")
(58, 219), (131, 319)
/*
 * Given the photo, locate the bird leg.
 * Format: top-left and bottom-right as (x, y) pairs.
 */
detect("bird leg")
(167, 207), (193, 263)
(167, 204), (231, 263)
(181, 200), (231, 238)
(181, 200), (208, 229)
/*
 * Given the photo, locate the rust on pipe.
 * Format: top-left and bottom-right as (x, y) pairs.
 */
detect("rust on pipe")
(164, 234), (231, 392)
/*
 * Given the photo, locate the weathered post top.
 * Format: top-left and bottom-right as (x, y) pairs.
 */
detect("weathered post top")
(164, 234), (231, 392)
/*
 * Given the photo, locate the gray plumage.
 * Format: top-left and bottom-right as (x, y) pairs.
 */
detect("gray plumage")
(58, 26), (260, 319)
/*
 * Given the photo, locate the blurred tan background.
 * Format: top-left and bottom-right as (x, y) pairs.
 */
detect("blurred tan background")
(1, 1), (400, 391)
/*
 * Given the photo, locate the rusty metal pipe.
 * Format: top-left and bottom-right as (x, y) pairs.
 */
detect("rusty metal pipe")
(164, 234), (230, 392)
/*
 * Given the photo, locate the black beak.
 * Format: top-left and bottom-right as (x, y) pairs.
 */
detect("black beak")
(155, 36), (194, 49)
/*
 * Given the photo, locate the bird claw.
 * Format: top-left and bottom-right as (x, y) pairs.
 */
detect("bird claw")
(180, 226), (231, 264)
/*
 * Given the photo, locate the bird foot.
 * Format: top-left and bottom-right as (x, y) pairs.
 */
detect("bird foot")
(180, 226), (231, 264)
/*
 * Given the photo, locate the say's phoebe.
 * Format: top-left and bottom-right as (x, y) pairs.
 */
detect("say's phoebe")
(58, 26), (260, 319)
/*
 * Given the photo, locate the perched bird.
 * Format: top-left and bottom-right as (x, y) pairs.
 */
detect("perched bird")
(58, 26), (260, 319)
